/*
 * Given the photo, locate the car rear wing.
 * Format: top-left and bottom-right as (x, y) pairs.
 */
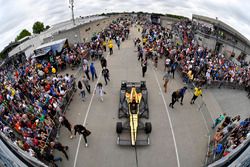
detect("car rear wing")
(121, 81), (146, 89)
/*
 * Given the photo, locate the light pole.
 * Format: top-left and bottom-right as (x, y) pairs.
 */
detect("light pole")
(69, 0), (75, 25)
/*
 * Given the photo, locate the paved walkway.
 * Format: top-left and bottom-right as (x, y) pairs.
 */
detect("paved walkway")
(55, 26), (250, 167)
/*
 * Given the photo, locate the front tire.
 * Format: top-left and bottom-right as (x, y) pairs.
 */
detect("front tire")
(145, 122), (152, 134)
(116, 122), (123, 134)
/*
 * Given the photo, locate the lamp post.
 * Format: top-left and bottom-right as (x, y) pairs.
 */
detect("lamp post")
(69, 0), (75, 25)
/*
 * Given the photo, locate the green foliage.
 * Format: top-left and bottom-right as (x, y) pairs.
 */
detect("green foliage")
(0, 52), (7, 60)
(15, 29), (31, 41)
(166, 14), (188, 20)
(45, 25), (50, 30)
(32, 21), (45, 34)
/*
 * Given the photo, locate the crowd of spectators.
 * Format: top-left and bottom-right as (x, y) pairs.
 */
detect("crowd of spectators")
(136, 18), (250, 96)
(0, 58), (76, 162)
(192, 20), (215, 36)
(176, 28), (250, 93)
(136, 17), (250, 163)
(0, 16), (132, 165)
(212, 115), (250, 159)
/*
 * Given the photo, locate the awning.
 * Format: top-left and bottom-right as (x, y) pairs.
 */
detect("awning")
(33, 38), (68, 58)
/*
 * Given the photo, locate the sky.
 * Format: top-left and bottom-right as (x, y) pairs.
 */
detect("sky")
(0, 0), (250, 51)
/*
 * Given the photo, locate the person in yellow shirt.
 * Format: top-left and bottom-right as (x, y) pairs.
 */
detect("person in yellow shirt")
(108, 39), (113, 45)
(187, 70), (194, 80)
(190, 86), (202, 104)
(142, 37), (147, 45)
(52, 66), (56, 74)
(109, 42), (113, 55)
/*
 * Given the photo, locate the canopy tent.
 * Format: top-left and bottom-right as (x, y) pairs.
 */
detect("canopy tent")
(33, 38), (68, 58)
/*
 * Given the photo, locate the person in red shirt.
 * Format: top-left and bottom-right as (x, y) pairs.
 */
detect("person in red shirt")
(45, 82), (51, 91)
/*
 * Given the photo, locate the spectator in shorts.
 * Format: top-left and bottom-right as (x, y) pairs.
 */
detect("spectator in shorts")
(163, 72), (170, 93)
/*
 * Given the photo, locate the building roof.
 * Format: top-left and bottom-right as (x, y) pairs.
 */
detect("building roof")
(192, 14), (250, 47)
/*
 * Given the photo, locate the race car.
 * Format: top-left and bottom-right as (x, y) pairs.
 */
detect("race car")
(116, 81), (152, 146)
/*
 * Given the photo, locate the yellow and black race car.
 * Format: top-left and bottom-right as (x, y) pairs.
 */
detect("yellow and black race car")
(116, 81), (152, 146)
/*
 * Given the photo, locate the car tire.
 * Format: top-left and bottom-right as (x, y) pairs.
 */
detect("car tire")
(116, 122), (123, 134)
(145, 122), (152, 134)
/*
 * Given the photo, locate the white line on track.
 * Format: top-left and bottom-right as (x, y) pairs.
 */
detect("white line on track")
(152, 68), (181, 167)
(73, 54), (109, 167)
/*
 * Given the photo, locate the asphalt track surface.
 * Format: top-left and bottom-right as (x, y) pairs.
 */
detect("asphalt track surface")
(55, 26), (250, 167)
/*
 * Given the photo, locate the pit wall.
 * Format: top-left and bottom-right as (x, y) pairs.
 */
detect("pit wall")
(46, 15), (121, 44)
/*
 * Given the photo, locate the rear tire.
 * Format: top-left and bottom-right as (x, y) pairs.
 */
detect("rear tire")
(145, 122), (152, 134)
(116, 122), (123, 134)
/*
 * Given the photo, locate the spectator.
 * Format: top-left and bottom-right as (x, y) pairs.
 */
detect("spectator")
(169, 89), (180, 108)
(50, 141), (69, 160)
(100, 57), (107, 69)
(82, 75), (91, 94)
(163, 71), (170, 93)
(59, 116), (73, 138)
(102, 67), (110, 85)
(96, 82), (105, 102)
(108, 40), (113, 55)
(212, 113), (226, 129)
(77, 81), (85, 101)
(90, 63), (97, 81)
(178, 86), (188, 105)
(141, 58), (148, 77)
(73, 124), (91, 147)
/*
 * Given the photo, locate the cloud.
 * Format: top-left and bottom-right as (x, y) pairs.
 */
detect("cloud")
(1, 0), (250, 51)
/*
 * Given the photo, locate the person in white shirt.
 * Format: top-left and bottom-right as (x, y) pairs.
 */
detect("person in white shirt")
(165, 58), (171, 72)
(64, 74), (70, 83)
(96, 82), (105, 102)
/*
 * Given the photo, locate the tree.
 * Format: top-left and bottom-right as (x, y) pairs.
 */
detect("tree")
(0, 52), (5, 60)
(32, 21), (45, 34)
(45, 25), (50, 30)
(15, 29), (31, 41)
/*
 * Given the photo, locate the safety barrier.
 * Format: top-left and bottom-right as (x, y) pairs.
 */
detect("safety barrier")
(177, 65), (249, 92)
(46, 80), (77, 143)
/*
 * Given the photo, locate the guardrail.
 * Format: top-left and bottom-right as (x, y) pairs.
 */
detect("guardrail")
(46, 80), (77, 143)
(177, 66), (249, 93)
